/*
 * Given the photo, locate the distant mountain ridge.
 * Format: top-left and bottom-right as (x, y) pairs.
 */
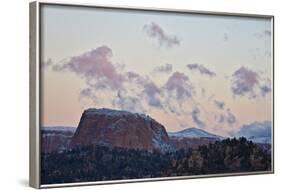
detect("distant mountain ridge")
(168, 127), (223, 150)
(41, 109), (271, 154)
(168, 127), (223, 140)
(41, 126), (76, 153)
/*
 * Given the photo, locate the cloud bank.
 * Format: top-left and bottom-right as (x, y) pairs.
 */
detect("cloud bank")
(236, 121), (271, 138)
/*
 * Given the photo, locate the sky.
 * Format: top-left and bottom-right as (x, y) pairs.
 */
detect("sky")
(41, 4), (273, 136)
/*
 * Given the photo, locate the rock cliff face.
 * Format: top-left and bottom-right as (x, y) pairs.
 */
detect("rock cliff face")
(70, 108), (172, 152)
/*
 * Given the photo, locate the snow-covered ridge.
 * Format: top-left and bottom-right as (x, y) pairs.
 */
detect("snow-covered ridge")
(168, 127), (223, 140)
(85, 108), (152, 120)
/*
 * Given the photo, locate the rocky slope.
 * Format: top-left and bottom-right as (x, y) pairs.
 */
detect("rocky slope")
(70, 108), (173, 152)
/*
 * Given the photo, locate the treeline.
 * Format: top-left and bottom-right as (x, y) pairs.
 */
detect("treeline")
(41, 137), (271, 184)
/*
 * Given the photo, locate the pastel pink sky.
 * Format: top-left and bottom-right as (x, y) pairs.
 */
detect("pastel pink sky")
(41, 5), (273, 136)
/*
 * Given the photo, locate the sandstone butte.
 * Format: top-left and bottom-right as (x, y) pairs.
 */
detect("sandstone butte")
(70, 108), (172, 152)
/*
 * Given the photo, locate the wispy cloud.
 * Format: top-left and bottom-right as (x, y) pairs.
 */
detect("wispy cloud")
(42, 58), (53, 69)
(260, 85), (271, 96)
(79, 88), (96, 100)
(231, 66), (271, 98)
(214, 108), (237, 127)
(153, 64), (173, 74)
(213, 100), (225, 110)
(226, 109), (237, 126)
(186, 63), (216, 77)
(143, 22), (180, 48)
(191, 107), (206, 128)
(112, 91), (145, 113)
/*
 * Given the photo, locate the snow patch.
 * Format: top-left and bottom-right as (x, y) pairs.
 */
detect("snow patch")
(168, 127), (223, 140)
(85, 108), (152, 120)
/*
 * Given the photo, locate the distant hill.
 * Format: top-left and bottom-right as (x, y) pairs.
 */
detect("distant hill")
(168, 128), (222, 150)
(41, 109), (271, 154)
(168, 127), (223, 140)
(41, 126), (76, 153)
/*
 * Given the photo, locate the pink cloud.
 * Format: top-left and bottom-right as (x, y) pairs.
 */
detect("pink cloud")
(164, 72), (194, 99)
(53, 46), (123, 90)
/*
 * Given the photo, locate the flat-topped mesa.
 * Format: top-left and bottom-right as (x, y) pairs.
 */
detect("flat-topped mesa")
(70, 108), (173, 152)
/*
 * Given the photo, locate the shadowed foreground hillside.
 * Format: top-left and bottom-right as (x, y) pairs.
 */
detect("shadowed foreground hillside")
(41, 137), (271, 184)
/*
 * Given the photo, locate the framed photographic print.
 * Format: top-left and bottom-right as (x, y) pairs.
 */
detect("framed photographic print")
(29, 1), (274, 188)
